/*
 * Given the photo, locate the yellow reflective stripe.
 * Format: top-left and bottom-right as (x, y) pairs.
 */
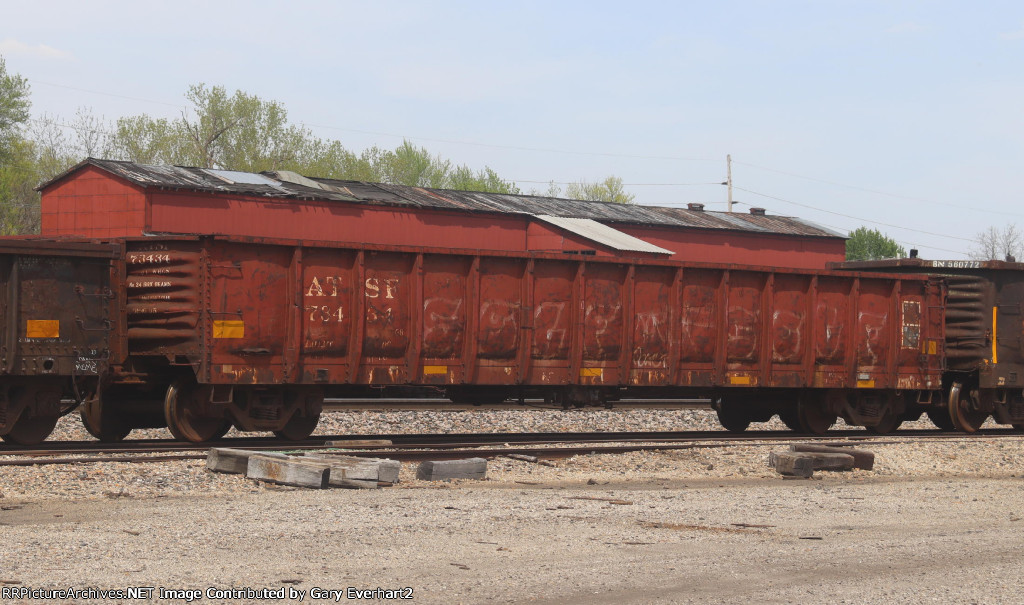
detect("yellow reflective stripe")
(213, 320), (244, 339)
(729, 375), (751, 385)
(26, 320), (59, 338)
(580, 368), (604, 378)
(423, 365), (448, 375)
(993, 306), (998, 364)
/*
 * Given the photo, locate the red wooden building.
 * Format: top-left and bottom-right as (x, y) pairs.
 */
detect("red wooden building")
(38, 158), (846, 268)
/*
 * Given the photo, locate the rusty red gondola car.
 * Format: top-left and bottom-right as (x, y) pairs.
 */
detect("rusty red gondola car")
(62, 234), (942, 442)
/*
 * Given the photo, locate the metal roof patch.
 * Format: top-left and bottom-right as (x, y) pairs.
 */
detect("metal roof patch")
(533, 214), (673, 255)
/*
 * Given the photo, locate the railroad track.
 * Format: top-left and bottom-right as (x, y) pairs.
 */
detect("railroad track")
(0, 428), (1021, 467)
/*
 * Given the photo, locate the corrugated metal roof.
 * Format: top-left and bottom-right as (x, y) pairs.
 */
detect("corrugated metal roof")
(39, 158), (845, 239)
(533, 215), (673, 255)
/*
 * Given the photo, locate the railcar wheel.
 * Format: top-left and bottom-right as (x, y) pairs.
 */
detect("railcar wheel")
(1, 411), (58, 445)
(866, 410), (903, 434)
(778, 411), (802, 431)
(164, 381), (231, 443)
(797, 394), (836, 435)
(715, 403), (751, 433)
(80, 394), (131, 442)
(1, 385), (61, 445)
(274, 412), (321, 441)
(948, 382), (988, 433)
(926, 408), (956, 431)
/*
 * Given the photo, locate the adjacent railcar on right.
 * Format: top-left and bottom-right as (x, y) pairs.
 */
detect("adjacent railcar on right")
(835, 257), (1024, 432)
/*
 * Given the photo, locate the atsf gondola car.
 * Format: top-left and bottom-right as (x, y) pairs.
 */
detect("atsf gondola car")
(70, 235), (946, 442)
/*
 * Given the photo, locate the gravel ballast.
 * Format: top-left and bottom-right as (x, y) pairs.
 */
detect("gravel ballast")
(1, 408), (1023, 604)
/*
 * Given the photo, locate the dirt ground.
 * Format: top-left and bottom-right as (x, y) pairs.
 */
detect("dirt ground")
(2, 471), (1023, 604)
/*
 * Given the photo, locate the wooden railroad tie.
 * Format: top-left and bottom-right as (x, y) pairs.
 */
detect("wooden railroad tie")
(205, 447), (400, 489)
(769, 444), (875, 478)
(416, 458), (488, 481)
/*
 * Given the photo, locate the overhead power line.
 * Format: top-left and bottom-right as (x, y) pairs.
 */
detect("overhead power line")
(733, 186), (976, 243)
(733, 159), (1024, 218)
(29, 79), (186, 109)
(300, 121), (718, 162)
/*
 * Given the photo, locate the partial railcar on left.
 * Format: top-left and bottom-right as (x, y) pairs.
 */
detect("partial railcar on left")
(0, 240), (118, 444)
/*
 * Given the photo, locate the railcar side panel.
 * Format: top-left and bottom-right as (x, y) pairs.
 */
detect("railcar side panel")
(855, 279), (894, 388)
(580, 264), (627, 385)
(813, 277), (853, 387)
(475, 258), (525, 384)
(206, 243), (292, 384)
(678, 269), (720, 386)
(629, 266), (675, 386)
(769, 273), (811, 387)
(121, 238), (944, 399)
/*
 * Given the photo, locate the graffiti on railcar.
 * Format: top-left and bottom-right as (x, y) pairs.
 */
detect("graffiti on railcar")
(633, 309), (669, 366)
(727, 306), (760, 361)
(814, 302), (846, 363)
(857, 311), (888, 366)
(533, 301), (570, 359)
(772, 309), (805, 363)
(583, 302), (622, 361)
(422, 297), (465, 358)
(479, 300), (520, 359)
(680, 282), (717, 362)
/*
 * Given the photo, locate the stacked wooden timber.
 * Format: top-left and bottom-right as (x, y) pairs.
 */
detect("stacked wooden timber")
(769, 444), (875, 478)
(415, 458), (488, 481)
(206, 448), (401, 489)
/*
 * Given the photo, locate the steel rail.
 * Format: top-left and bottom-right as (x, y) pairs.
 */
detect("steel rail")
(0, 430), (1021, 467)
(1, 428), (1020, 458)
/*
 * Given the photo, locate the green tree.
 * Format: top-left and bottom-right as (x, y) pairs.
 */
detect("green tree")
(112, 84), (315, 172)
(111, 114), (181, 165)
(0, 56), (30, 162)
(845, 227), (906, 261)
(565, 176), (634, 204)
(0, 56), (39, 234)
(108, 87), (520, 194)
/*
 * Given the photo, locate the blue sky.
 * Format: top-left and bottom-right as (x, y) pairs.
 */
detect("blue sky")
(4, 1), (1024, 258)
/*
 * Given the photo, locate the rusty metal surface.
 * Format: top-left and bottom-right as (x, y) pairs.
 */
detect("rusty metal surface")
(833, 258), (1024, 271)
(835, 257), (1024, 387)
(40, 159), (842, 239)
(0, 251), (114, 377)
(0, 242), (115, 436)
(116, 236), (941, 394)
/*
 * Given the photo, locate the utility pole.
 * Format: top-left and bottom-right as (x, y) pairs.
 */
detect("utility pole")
(726, 154), (734, 212)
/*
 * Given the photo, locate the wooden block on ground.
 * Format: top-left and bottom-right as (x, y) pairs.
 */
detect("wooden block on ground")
(302, 454), (401, 484)
(416, 458), (487, 481)
(790, 444), (874, 470)
(803, 452), (856, 471)
(769, 452), (814, 477)
(247, 454), (330, 489)
(375, 459), (401, 484)
(207, 448), (288, 474)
